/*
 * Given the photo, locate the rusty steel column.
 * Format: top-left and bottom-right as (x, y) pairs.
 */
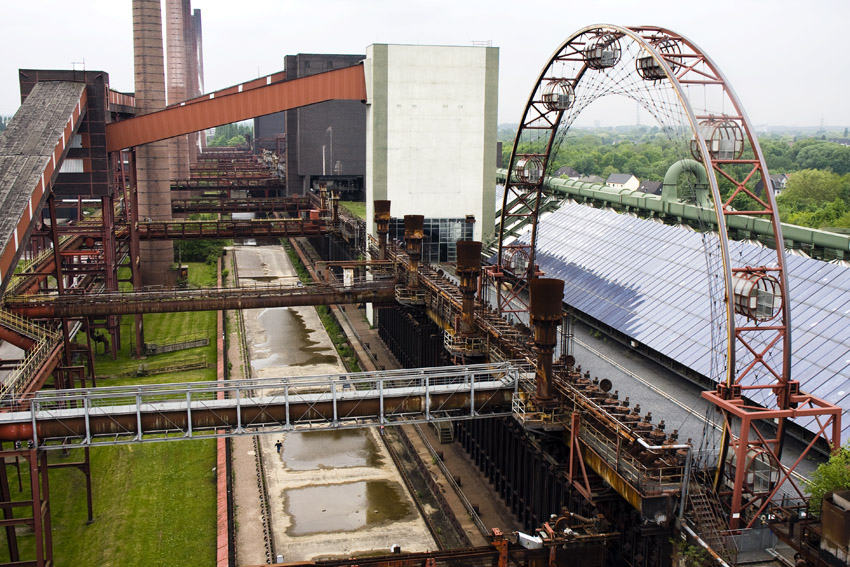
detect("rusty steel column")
(403, 215), (424, 289)
(330, 191), (340, 226)
(318, 183), (329, 211)
(530, 278), (564, 403)
(166, 0), (190, 180)
(0, 444), (20, 562)
(127, 150), (145, 357)
(101, 194), (119, 360)
(374, 200), (390, 260)
(133, 0), (174, 286)
(456, 241), (482, 336)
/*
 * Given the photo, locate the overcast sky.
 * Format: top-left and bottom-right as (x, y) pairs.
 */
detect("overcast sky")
(2, 0), (848, 129)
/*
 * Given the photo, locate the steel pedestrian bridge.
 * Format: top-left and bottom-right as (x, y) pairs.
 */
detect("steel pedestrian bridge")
(0, 362), (521, 449)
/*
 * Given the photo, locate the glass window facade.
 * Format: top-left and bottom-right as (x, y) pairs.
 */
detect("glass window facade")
(389, 217), (474, 263)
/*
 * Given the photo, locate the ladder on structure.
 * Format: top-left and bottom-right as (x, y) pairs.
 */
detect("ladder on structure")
(433, 421), (454, 444)
(687, 483), (738, 565)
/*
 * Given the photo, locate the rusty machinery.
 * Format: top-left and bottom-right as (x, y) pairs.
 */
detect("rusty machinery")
(396, 214), (426, 306)
(380, 217), (691, 530)
(529, 278), (563, 405)
(374, 199), (391, 261)
(444, 240), (485, 361)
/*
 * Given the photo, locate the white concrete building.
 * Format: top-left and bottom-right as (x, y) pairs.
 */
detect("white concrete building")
(364, 44), (498, 263)
(605, 173), (640, 191)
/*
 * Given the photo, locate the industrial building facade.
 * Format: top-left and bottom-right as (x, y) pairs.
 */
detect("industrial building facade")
(365, 44), (499, 258)
(254, 53), (366, 197)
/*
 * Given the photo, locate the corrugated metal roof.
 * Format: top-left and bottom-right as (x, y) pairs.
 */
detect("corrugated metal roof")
(521, 202), (850, 444)
(0, 81), (86, 273)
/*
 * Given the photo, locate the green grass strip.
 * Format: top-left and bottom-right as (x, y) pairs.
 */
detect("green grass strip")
(0, 261), (219, 565)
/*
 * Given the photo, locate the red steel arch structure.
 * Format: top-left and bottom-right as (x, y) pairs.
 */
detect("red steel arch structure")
(495, 25), (841, 530)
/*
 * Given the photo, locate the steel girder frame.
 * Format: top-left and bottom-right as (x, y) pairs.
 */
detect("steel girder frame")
(496, 24), (842, 531)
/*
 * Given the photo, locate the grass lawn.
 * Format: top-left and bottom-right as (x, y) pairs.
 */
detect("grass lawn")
(0, 261), (219, 566)
(340, 199), (366, 220)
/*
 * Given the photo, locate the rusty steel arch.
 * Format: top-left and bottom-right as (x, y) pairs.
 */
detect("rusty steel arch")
(496, 25), (842, 530)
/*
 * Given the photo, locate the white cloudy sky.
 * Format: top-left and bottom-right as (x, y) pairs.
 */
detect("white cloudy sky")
(2, 0), (848, 128)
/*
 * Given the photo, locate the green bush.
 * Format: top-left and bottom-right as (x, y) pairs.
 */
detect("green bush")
(175, 240), (227, 264)
(805, 442), (850, 514)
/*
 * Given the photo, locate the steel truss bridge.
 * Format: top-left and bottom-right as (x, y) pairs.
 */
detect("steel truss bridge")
(0, 362), (519, 448)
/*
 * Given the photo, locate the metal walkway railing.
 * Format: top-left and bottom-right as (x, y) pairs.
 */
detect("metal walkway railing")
(0, 362), (520, 449)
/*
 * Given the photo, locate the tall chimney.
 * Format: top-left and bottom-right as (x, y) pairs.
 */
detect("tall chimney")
(193, 9), (205, 154)
(133, 0), (174, 286)
(166, 0), (190, 180)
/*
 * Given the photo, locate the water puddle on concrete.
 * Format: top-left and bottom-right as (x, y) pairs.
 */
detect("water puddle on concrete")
(284, 480), (413, 536)
(251, 307), (337, 369)
(282, 429), (382, 471)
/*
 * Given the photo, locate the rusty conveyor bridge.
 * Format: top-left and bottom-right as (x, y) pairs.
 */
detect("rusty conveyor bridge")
(0, 362), (519, 447)
(4, 279), (396, 318)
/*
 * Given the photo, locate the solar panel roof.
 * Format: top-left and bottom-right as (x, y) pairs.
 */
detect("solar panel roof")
(519, 202), (850, 444)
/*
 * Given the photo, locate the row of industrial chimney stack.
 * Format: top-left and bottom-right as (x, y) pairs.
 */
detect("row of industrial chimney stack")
(133, 0), (205, 285)
(374, 200), (564, 407)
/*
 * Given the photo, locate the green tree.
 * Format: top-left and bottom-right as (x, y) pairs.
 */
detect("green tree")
(805, 443), (850, 514)
(208, 122), (252, 147)
(779, 169), (844, 204)
(797, 143), (850, 175)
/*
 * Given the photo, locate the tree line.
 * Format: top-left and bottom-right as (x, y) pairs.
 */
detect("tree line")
(498, 126), (850, 230)
(207, 122), (253, 148)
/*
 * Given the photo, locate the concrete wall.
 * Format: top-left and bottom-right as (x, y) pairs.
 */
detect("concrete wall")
(365, 44), (498, 245)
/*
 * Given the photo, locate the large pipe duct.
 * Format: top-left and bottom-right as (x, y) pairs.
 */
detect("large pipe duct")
(530, 278), (564, 402)
(133, 0), (175, 286)
(662, 159), (709, 206)
(456, 240), (482, 335)
(374, 200), (391, 260)
(403, 215), (424, 289)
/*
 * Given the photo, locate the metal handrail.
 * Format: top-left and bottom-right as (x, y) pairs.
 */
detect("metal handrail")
(0, 334), (61, 400)
(0, 310), (60, 341)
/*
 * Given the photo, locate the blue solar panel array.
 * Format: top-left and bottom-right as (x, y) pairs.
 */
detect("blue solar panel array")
(520, 202), (850, 444)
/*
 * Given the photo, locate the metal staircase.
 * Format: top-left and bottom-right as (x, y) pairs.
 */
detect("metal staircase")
(687, 481), (738, 565)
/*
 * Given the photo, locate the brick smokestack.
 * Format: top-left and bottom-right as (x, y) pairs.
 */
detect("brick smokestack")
(133, 0), (174, 286)
(166, 0), (190, 180)
(194, 8), (206, 153)
(186, 6), (200, 164)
